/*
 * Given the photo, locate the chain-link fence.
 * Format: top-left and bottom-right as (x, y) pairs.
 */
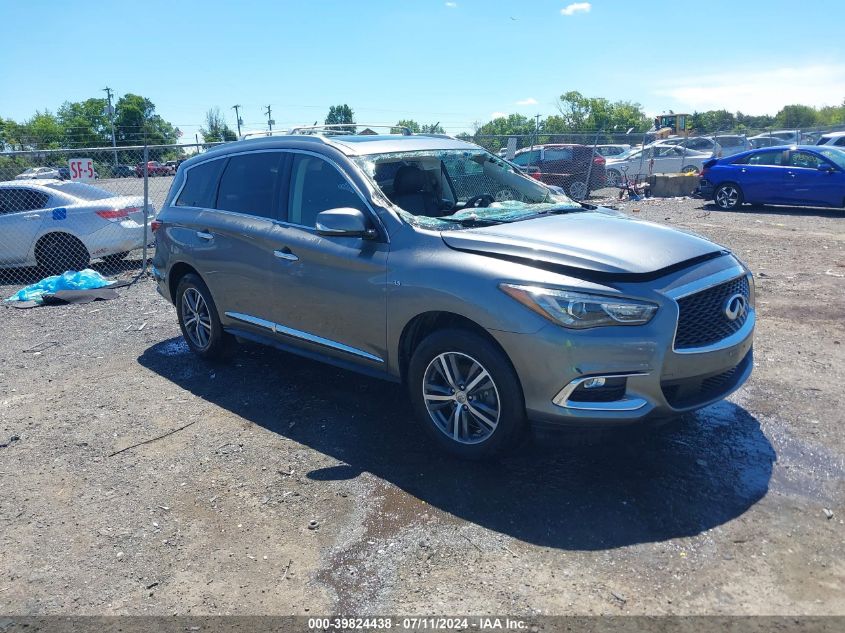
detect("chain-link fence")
(0, 143), (225, 295)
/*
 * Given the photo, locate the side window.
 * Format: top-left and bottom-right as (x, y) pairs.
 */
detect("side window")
(787, 151), (822, 169)
(0, 188), (49, 213)
(287, 155), (366, 228)
(512, 151), (538, 166)
(747, 151), (784, 166)
(215, 152), (284, 218)
(836, 137), (845, 147)
(176, 159), (226, 208)
(543, 148), (573, 161)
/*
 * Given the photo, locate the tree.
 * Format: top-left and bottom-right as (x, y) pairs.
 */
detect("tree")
(325, 104), (355, 132)
(200, 107), (237, 143)
(393, 119), (420, 133)
(420, 122), (444, 134)
(554, 91), (649, 132)
(57, 98), (111, 148)
(775, 104), (819, 129)
(113, 93), (178, 145)
(25, 111), (64, 149)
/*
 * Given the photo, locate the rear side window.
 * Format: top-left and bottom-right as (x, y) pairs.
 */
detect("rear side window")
(544, 148), (573, 161)
(0, 188), (50, 213)
(216, 152), (284, 218)
(287, 155), (367, 228)
(176, 159), (226, 208)
(743, 150), (785, 166)
(787, 151), (823, 169)
(837, 137), (845, 147)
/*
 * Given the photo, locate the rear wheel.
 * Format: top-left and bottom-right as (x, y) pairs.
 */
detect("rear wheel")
(606, 169), (621, 187)
(408, 329), (526, 459)
(714, 183), (744, 210)
(175, 274), (234, 359)
(35, 233), (90, 275)
(569, 180), (588, 200)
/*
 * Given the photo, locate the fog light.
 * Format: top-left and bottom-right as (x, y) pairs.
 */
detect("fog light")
(582, 377), (606, 389)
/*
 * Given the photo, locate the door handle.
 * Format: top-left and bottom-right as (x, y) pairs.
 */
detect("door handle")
(274, 248), (299, 262)
(23, 214), (40, 220)
(196, 231), (213, 240)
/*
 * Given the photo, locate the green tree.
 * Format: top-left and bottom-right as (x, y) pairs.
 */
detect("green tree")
(114, 93), (178, 145)
(200, 107), (237, 143)
(555, 91), (648, 132)
(774, 104), (819, 129)
(57, 98), (111, 148)
(393, 119), (420, 133)
(25, 110), (64, 148)
(325, 104), (355, 132)
(420, 122), (444, 134)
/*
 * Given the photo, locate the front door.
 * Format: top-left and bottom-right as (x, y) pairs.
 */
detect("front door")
(736, 149), (788, 203)
(266, 152), (388, 368)
(0, 187), (51, 265)
(784, 150), (843, 206)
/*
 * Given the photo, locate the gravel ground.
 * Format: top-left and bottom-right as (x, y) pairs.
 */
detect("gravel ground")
(0, 196), (843, 616)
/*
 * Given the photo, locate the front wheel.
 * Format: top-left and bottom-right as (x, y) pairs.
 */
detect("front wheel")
(569, 180), (588, 200)
(175, 274), (234, 359)
(606, 169), (621, 187)
(408, 329), (526, 459)
(714, 183), (743, 210)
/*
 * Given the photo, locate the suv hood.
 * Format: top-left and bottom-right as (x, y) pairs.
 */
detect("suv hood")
(440, 211), (725, 280)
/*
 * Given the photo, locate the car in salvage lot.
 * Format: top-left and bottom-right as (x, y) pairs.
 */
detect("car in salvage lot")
(152, 129), (756, 459)
(0, 179), (155, 273)
(699, 145), (845, 210)
(510, 144), (606, 199)
(136, 161), (174, 177)
(605, 144), (712, 185)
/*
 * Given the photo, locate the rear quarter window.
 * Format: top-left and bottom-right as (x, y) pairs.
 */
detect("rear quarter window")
(176, 158), (226, 208)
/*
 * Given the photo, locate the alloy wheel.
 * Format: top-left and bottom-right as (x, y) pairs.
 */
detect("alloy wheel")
(569, 181), (588, 200)
(716, 186), (739, 209)
(181, 287), (213, 350)
(422, 352), (501, 445)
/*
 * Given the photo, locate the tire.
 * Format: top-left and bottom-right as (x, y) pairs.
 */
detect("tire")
(407, 328), (526, 460)
(35, 233), (90, 275)
(714, 183), (744, 210)
(606, 169), (621, 187)
(102, 251), (129, 265)
(175, 273), (235, 360)
(568, 180), (588, 200)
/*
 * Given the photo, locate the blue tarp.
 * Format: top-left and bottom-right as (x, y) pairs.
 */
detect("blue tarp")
(5, 269), (114, 304)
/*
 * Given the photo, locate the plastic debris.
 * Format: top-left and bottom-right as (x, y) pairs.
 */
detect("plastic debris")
(5, 269), (113, 304)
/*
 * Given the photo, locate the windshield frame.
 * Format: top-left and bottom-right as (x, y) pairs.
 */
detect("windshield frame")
(353, 147), (581, 231)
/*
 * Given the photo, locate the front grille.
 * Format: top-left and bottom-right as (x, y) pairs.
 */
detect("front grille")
(675, 275), (750, 349)
(661, 350), (751, 409)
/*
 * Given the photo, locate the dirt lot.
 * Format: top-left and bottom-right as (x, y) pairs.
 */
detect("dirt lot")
(0, 196), (843, 616)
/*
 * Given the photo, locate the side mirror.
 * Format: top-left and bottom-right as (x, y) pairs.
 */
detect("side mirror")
(315, 207), (376, 239)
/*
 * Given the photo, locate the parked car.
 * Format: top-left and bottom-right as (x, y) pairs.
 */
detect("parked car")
(699, 146), (845, 210)
(816, 131), (845, 148)
(15, 167), (62, 180)
(749, 130), (800, 145)
(748, 135), (785, 149)
(594, 144), (631, 158)
(165, 160), (178, 171)
(0, 179), (154, 273)
(57, 167), (71, 180)
(111, 164), (135, 178)
(511, 144), (606, 199)
(605, 144), (711, 185)
(660, 136), (720, 155)
(712, 135), (751, 158)
(136, 161), (174, 177)
(153, 131), (755, 459)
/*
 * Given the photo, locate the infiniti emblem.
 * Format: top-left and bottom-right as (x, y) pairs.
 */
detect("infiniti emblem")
(723, 294), (748, 321)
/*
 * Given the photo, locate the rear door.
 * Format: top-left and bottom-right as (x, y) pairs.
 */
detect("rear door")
(265, 152), (388, 367)
(0, 187), (50, 265)
(177, 151), (288, 329)
(732, 150), (789, 203)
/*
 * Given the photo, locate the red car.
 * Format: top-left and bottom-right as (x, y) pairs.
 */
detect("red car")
(135, 161), (174, 177)
(511, 144), (606, 200)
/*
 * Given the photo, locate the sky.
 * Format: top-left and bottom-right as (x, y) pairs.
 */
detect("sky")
(2, 0), (844, 142)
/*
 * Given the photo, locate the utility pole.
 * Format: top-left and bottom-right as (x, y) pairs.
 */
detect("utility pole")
(531, 113), (541, 151)
(265, 105), (274, 133)
(103, 86), (118, 166)
(232, 104), (242, 138)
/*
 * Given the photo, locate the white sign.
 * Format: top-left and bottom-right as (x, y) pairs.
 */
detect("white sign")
(68, 158), (95, 181)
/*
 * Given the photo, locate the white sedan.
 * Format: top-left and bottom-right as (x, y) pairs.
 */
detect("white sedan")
(0, 179), (155, 273)
(15, 167), (62, 180)
(605, 144), (712, 185)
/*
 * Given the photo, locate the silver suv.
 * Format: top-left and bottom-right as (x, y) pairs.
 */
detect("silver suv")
(153, 127), (755, 459)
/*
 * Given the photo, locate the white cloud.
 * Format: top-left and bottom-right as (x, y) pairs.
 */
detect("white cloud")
(560, 2), (591, 16)
(652, 64), (845, 115)
(516, 97), (538, 106)
(490, 112), (508, 120)
(445, 1), (457, 7)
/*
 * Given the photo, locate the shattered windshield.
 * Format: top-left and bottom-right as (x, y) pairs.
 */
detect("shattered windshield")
(354, 149), (582, 229)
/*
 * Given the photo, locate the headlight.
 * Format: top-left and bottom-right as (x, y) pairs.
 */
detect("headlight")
(500, 284), (658, 329)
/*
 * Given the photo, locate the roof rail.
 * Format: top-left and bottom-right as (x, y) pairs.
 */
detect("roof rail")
(289, 124), (413, 136)
(240, 130), (292, 140)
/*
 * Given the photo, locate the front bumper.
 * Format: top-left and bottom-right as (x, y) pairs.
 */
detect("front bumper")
(489, 278), (755, 430)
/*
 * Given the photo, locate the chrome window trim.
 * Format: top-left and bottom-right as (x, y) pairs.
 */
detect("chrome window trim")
(225, 311), (384, 364)
(552, 372), (649, 411)
(171, 148), (388, 241)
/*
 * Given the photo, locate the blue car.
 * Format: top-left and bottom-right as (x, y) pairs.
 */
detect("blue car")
(699, 145), (845, 210)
